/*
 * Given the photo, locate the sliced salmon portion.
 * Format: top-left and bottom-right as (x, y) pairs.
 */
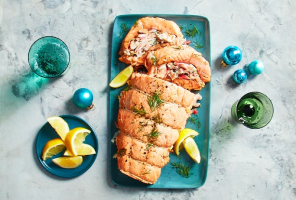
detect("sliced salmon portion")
(145, 45), (211, 90)
(128, 73), (197, 109)
(119, 89), (189, 129)
(117, 155), (161, 184)
(116, 132), (170, 168)
(119, 17), (185, 66)
(117, 109), (179, 148)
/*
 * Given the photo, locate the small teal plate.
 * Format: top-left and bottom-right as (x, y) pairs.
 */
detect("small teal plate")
(35, 115), (98, 178)
(109, 14), (211, 188)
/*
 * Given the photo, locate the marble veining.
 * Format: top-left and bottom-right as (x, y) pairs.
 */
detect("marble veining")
(0, 0), (296, 199)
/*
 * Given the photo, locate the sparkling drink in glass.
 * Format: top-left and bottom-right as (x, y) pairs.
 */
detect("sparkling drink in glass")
(28, 36), (70, 78)
(231, 92), (274, 129)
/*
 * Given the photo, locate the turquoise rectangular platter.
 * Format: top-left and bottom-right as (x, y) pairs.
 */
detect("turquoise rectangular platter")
(109, 14), (211, 188)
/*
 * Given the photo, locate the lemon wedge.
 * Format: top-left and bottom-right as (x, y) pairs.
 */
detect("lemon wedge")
(52, 156), (83, 169)
(47, 116), (70, 141)
(64, 143), (96, 156)
(183, 137), (201, 163)
(64, 127), (91, 156)
(109, 65), (133, 88)
(42, 138), (66, 161)
(174, 128), (199, 155)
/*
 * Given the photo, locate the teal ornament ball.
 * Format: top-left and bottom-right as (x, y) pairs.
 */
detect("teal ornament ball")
(248, 60), (264, 75)
(233, 69), (247, 84)
(73, 88), (94, 109)
(221, 46), (242, 67)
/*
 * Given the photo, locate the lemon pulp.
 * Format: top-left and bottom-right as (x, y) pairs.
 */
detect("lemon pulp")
(174, 128), (199, 155)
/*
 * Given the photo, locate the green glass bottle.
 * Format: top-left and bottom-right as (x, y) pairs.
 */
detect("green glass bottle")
(231, 92), (273, 129)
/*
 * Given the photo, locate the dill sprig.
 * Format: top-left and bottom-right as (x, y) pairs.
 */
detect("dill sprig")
(138, 121), (148, 132)
(187, 115), (201, 129)
(120, 23), (128, 32)
(134, 20), (139, 26)
(123, 85), (131, 91)
(116, 148), (127, 157)
(185, 25), (200, 38)
(142, 169), (151, 175)
(192, 40), (204, 49)
(152, 113), (163, 123)
(132, 106), (147, 116)
(119, 23), (129, 38)
(171, 161), (193, 178)
(147, 92), (164, 111)
(179, 25), (185, 31)
(111, 94), (118, 98)
(146, 127), (160, 141)
(172, 46), (184, 50)
(146, 143), (153, 150)
(150, 55), (159, 65)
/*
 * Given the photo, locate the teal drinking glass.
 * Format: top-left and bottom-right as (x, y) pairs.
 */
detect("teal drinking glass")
(28, 36), (70, 78)
(231, 92), (274, 129)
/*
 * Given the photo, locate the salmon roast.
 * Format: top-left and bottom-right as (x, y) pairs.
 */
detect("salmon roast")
(145, 45), (211, 90)
(114, 17), (211, 184)
(119, 17), (185, 66)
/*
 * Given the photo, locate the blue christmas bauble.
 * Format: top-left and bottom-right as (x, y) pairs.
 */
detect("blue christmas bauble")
(248, 60), (264, 75)
(221, 46), (242, 67)
(233, 69), (247, 84)
(73, 88), (94, 109)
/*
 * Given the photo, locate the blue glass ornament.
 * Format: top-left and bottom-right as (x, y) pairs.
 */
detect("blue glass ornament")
(73, 88), (94, 109)
(221, 46), (242, 67)
(248, 60), (264, 75)
(233, 69), (247, 84)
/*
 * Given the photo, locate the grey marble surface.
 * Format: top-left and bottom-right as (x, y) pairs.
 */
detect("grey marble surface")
(0, 0), (295, 199)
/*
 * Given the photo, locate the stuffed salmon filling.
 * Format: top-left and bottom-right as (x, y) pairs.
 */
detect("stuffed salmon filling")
(123, 29), (178, 58)
(154, 62), (199, 81)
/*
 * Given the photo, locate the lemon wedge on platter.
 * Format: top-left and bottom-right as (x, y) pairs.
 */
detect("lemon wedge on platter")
(183, 137), (201, 163)
(174, 128), (199, 156)
(109, 65), (133, 88)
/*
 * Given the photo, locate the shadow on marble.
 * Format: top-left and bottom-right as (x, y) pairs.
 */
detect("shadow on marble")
(106, 20), (118, 189)
(211, 115), (239, 143)
(64, 98), (90, 114)
(11, 70), (60, 101)
(213, 54), (233, 72)
(0, 69), (61, 122)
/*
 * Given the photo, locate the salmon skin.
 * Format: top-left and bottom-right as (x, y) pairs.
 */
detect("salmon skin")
(119, 89), (190, 129)
(119, 17), (185, 66)
(145, 45), (211, 90)
(116, 132), (170, 168)
(117, 155), (161, 185)
(117, 109), (179, 148)
(128, 73), (198, 109)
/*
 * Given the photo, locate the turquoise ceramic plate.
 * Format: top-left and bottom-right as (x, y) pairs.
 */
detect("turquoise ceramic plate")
(109, 14), (211, 188)
(35, 115), (98, 178)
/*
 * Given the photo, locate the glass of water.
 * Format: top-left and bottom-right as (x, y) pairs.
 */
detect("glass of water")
(28, 36), (70, 78)
(231, 92), (274, 129)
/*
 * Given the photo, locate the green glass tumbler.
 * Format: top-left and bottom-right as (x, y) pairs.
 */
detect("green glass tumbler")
(28, 36), (70, 78)
(231, 92), (274, 129)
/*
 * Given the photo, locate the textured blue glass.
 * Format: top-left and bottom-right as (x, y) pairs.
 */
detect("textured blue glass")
(73, 88), (94, 109)
(248, 60), (264, 75)
(233, 69), (247, 83)
(28, 36), (70, 78)
(222, 46), (242, 65)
